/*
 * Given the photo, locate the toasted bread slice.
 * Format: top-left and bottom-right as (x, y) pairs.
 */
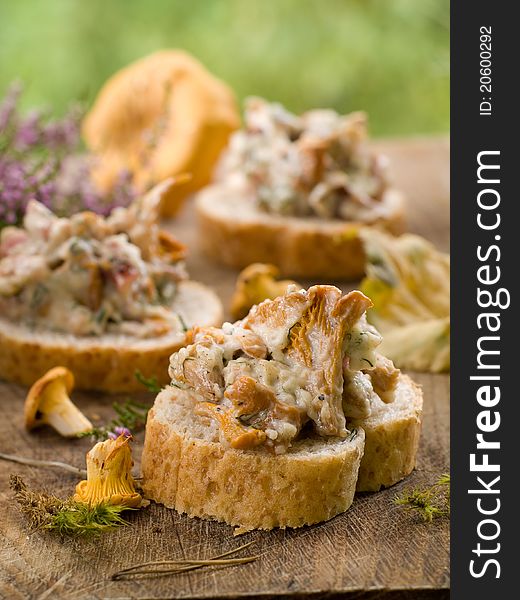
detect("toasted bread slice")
(141, 374), (423, 530)
(141, 387), (365, 531)
(196, 185), (405, 279)
(0, 281), (223, 393)
(351, 374), (423, 492)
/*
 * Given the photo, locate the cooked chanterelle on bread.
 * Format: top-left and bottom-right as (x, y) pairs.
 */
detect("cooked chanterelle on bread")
(141, 285), (422, 530)
(196, 98), (405, 279)
(0, 180), (223, 392)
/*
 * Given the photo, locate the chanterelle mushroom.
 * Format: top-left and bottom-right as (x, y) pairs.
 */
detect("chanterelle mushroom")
(230, 263), (300, 320)
(24, 367), (93, 437)
(74, 435), (143, 508)
(82, 50), (240, 217)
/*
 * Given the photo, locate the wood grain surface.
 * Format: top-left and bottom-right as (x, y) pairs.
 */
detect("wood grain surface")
(0, 137), (450, 600)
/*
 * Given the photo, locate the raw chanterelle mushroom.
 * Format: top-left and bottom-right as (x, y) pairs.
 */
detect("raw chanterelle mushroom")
(74, 435), (143, 508)
(230, 263), (300, 320)
(83, 50), (240, 217)
(24, 367), (93, 437)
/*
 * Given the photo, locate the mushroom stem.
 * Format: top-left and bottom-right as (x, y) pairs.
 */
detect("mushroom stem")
(40, 381), (93, 437)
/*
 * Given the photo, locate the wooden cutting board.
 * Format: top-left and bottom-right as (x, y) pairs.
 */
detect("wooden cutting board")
(0, 137), (450, 600)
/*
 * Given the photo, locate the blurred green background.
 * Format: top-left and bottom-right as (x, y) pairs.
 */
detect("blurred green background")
(0, 0), (449, 137)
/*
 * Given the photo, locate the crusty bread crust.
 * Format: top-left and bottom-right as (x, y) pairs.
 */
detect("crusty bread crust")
(351, 375), (423, 492)
(0, 281), (223, 393)
(141, 388), (365, 530)
(196, 185), (405, 279)
(141, 374), (423, 529)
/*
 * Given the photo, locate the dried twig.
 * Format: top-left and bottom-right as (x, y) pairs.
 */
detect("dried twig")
(0, 452), (86, 477)
(112, 541), (258, 580)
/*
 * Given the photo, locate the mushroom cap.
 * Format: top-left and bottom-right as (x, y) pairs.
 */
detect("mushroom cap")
(230, 263), (299, 320)
(231, 263), (280, 319)
(74, 434), (143, 508)
(240, 263), (280, 282)
(24, 366), (75, 430)
(83, 49), (240, 217)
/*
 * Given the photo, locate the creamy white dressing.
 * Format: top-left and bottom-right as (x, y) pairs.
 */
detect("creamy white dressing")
(344, 317), (382, 371)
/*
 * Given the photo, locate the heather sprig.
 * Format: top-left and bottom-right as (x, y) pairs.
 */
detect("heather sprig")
(79, 371), (162, 440)
(0, 82), (135, 227)
(77, 398), (151, 442)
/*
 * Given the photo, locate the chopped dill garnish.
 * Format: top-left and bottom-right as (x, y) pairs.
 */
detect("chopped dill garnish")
(394, 473), (450, 522)
(49, 502), (131, 536)
(10, 475), (132, 536)
(348, 429), (358, 442)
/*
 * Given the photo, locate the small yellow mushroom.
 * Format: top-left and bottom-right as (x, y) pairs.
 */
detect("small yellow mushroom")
(74, 435), (143, 508)
(24, 367), (93, 437)
(230, 263), (300, 320)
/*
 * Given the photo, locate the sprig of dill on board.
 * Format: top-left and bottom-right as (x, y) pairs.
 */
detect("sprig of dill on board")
(393, 473), (450, 522)
(9, 475), (132, 536)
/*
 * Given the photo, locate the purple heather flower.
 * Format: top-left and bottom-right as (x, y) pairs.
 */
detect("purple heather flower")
(14, 110), (42, 150)
(0, 83), (136, 226)
(43, 106), (81, 150)
(108, 426), (132, 440)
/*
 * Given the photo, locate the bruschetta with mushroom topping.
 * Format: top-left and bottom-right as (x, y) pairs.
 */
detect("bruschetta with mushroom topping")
(0, 180), (223, 392)
(196, 98), (405, 279)
(141, 284), (422, 530)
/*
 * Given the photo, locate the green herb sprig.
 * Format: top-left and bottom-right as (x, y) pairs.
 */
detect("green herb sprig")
(135, 370), (162, 393)
(77, 370), (160, 442)
(394, 473), (450, 522)
(10, 475), (131, 536)
(50, 502), (131, 536)
(77, 398), (150, 442)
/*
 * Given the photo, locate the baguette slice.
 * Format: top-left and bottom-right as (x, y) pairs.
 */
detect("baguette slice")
(0, 281), (222, 393)
(196, 184), (405, 279)
(351, 374), (423, 492)
(141, 387), (365, 531)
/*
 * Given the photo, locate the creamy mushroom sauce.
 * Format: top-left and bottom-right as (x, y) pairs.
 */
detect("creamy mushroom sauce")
(169, 286), (400, 454)
(0, 192), (187, 337)
(215, 97), (390, 221)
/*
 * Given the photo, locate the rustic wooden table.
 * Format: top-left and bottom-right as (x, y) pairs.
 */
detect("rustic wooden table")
(0, 137), (450, 600)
